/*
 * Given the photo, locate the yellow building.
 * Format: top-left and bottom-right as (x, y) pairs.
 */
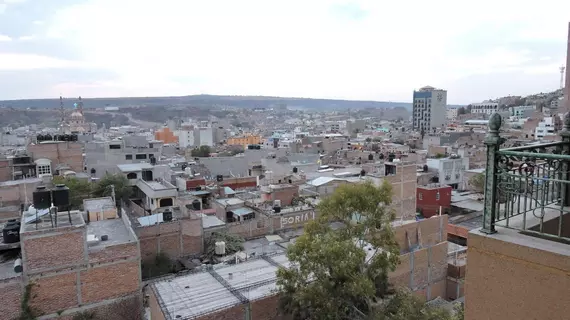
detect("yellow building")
(226, 134), (261, 147)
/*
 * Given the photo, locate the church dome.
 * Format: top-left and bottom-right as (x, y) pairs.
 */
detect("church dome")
(70, 111), (84, 120)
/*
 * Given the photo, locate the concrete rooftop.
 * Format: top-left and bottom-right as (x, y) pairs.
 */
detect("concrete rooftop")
(23, 210), (85, 232)
(86, 218), (136, 249)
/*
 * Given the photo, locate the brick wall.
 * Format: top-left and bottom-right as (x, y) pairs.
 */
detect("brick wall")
(250, 295), (286, 320)
(0, 159), (11, 182)
(88, 242), (139, 264)
(80, 261), (140, 304)
(196, 304), (246, 320)
(28, 141), (84, 173)
(0, 280), (22, 316)
(23, 229), (85, 272)
(136, 218), (204, 260)
(30, 272), (79, 315)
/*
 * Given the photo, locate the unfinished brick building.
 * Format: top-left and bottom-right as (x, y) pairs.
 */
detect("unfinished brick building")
(0, 210), (143, 319)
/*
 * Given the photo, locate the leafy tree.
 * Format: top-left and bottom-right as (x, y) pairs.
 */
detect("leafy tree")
(52, 176), (93, 210)
(469, 172), (485, 192)
(92, 174), (132, 205)
(276, 181), (400, 320)
(372, 288), (461, 320)
(204, 232), (244, 260)
(191, 145), (211, 157)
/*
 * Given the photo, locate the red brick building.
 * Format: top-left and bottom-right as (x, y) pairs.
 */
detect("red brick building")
(4, 210), (143, 319)
(416, 184), (452, 218)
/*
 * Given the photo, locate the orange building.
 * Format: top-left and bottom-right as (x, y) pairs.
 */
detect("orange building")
(226, 134), (261, 147)
(155, 127), (178, 144)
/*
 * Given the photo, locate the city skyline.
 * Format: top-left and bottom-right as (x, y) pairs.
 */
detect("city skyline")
(0, 0), (569, 104)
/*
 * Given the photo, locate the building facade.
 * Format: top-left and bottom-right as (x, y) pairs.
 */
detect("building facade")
(412, 86), (447, 132)
(470, 102), (499, 115)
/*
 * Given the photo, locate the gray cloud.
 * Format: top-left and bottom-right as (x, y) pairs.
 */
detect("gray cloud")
(0, 68), (117, 99)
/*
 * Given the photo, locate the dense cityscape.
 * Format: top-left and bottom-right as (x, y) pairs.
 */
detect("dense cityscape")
(0, 5), (569, 320)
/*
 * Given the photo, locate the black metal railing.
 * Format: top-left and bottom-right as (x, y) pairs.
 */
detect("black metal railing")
(481, 113), (570, 243)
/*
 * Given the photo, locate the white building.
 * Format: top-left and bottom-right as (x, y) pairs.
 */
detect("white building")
(412, 86), (447, 132)
(446, 108), (458, 121)
(426, 156), (469, 189)
(535, 117), (556, 139)
(471, 102), (499, 115)
(177, 128), (196, 148)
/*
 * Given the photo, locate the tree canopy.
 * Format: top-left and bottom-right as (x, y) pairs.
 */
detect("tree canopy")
(276, 181), (400, 320)
(276, 181), (464, 320)
(191, 145), (211, 157)
(52, 176), (92, 209)
(469, 172), (485, 193)
(92, 174), (132, 205)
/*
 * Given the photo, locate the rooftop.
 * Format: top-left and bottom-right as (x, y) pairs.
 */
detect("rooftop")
(117, 163), (154, 172)
(23, 210), (85, 233)
(83, 197), (115, 212)
(143, 180), (176, 191)
(86, 218), (136, 249)
(0, 253), (19, 281)
(152, 253), (289, 319)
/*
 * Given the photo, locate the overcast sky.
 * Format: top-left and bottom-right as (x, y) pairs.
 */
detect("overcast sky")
(0, 0), (569, 104)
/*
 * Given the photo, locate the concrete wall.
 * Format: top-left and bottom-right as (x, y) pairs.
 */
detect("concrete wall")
(465, 228), (570, 320)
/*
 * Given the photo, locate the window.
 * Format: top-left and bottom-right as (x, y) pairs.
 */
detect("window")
(125, 155), (133, 160)
(38, 165), (51, 175)
(127, 172), (137, 179)
(135, 154), (147, 160)
(109, 144), (121, 149)
(436, 192), (440, 200)
(419, 193), (423, 200)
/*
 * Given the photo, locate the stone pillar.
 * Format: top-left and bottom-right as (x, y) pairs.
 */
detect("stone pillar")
(481, 113), (503, 234)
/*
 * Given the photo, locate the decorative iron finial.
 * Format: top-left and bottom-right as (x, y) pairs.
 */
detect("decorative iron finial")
(488, 113), (502, 133)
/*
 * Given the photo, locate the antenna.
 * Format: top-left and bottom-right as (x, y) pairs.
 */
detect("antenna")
(59, 96), (65, 134)
(560, 65), (566, 89)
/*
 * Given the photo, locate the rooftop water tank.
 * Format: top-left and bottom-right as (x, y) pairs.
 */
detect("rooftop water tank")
(215, 241), (226, 256)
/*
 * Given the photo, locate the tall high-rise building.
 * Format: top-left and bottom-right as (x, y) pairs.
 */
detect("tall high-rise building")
(412, 86), (447, 132)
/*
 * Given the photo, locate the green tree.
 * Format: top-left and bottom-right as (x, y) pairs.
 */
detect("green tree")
(276, 181), (400, 320)
(372, 288), (460, 320)
(52, 176), (93, 210)
(469, 172), (485, 192)
(191, 145), (211, 157)
(92, 174), (132, 206)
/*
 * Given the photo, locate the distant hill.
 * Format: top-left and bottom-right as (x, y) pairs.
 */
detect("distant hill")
(0, 95), (415, 110)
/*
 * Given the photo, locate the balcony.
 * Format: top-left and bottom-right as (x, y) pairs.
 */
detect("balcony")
(465, 113), (570, 320)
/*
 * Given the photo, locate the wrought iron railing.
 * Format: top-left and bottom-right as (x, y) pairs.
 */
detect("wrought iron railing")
(482, 113), (570, 243)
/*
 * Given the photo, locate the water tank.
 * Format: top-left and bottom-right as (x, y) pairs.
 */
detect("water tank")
(368, 154), (374, 161)
(423, 165), (428, 172)
(2, 224), (20, 243)
(216, 175), (223, 182)
(273, 200), (281, 207)
(45, 134), (52, 141)
(388, 153), (395, 162)
(52, 184), (70, 207)
(163, 210), (173, 222)
(192, 200), (201, 211)
(379, 153), (385, 160)
(292, 167), (298, 173)
(150, 156), (157, 165)
(215, 241), (226, 255)
(33, 186), (51, 209)
(14, 259), (22, 273)
(273, 206), (281, 213)
(360, 169), (366, 177)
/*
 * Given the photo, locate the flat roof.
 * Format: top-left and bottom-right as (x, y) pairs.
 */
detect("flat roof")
(86, 218), (135, 249)
(117, 163), (153, 172)
(0, 256), (19, 281)
(232, 207), (253, 216)
(215, 198), (245, 207)
(23, 210), (85, 232)
(83, 197), (115, 212)
(201, 214), (225, 229)
(153, 254), (290, 319)
(145, 181), (175, 191)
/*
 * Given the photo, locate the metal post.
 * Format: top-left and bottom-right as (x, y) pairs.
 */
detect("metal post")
(481, 113), (503, 234)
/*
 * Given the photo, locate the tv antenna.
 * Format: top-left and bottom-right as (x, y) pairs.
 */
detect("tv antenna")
(560, 65), (566, 89)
